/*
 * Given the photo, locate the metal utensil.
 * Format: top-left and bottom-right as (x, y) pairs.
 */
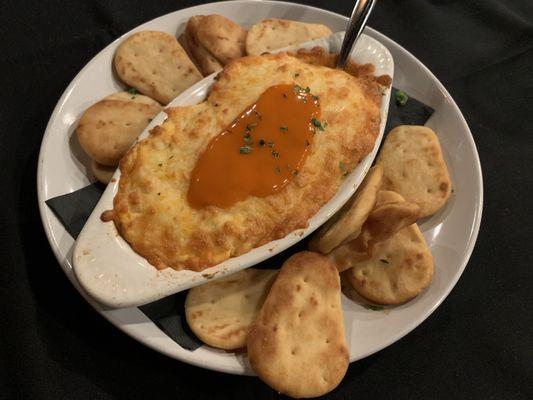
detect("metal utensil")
(336, 0), (377, 69)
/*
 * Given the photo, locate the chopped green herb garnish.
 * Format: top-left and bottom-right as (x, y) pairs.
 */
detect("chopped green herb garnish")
(363, 304), (384, 311)
(279, 125), (288, 132)
(267, 141), (274, 148)
(312, 95), (319, 101)
(258, 139), (266, 146)
(254, 110), (262, 120)
(339, 161), (347, 173)
(239, 145), (252, 154)
(304, 86), (311, 93)
(275, 167), (281, 173)
(245, 122), (257, 131)
(127, 87), (139, 95)
(293, 84), (303, 93)
(339, 161), (349, 177)
(272, 150), (279, 158)
(244, 132), (252, 142)
(311, 117), (327, 131)
(395, 90), (409, 106)
(380, 259), (389, 264)
(292, 170), (299, 176)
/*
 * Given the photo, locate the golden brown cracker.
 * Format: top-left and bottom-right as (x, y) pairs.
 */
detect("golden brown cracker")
(359, 195), (421, 251)
(377, 125), (452, 218)
(185, 269), (277, 350)
(186, 15), (246, 65)
(309, 165), (383, 254)
(114, 30), (202, 104)
(246, 19), (332, 56)
(183, 29), (223, 76)
(345, 224), (434, 305)
(247, 252), (348, 398)
(328, 191), (420, 273)
(76, 99), (161, 166)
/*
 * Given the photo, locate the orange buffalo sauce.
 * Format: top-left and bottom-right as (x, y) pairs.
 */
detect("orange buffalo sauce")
(187, 84), (324, 209)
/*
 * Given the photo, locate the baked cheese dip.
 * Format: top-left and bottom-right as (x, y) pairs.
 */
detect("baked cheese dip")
(104, 52), (383, 271)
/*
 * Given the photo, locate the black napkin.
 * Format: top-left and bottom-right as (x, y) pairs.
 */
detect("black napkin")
(45, 88), (434, 352)
(46, 182), (106, 239)
(138, 292), (203, 350)
(386, 88), (434, 134)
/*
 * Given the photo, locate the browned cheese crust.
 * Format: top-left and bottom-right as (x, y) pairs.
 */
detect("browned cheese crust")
(112, 52), (382, 271)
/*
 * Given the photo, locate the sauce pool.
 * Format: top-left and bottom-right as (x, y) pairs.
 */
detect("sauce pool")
(187, 84), (322, 209)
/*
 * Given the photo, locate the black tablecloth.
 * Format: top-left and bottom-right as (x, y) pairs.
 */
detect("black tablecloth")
(1, 1), (532, 399)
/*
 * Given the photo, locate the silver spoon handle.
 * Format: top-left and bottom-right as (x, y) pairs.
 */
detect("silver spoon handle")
(336, 0), (377, 69)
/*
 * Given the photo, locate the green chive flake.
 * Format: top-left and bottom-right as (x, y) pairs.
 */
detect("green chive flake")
(239, 145), (252, 154)
(279, 125), (288, 132)
(395, 90), (409, 106)
(245, 122), (257, 131)
(312, 117), (326, 131)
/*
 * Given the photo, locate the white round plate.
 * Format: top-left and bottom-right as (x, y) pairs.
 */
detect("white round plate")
(37, 0), (483, 375)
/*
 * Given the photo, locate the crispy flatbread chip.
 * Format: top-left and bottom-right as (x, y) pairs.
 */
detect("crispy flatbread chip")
(114, 31), (202, 104)
(186, 15), (246, 65)
(309, 165), (383, 254)
(329, 191), (420, 272)
(185, 269), (277, 350)
(247, 252), (348, 398)
(345, 224), (434, 304)
(377, 125), (452, 218)
(246, 19), (332, 56)
(76, 99), (162, 166)
(182, 31), (223, 76)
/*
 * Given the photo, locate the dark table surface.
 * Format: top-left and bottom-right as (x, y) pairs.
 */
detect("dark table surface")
(1, 0), (532, 399)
